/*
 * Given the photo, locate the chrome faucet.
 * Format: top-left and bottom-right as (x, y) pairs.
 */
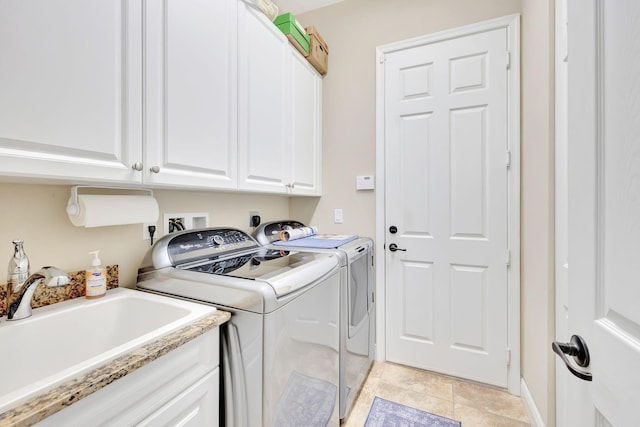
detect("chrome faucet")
(7, 266), (70, 321)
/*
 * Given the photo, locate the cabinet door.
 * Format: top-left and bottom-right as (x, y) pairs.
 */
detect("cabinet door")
(289, 53), (322, 196)
(138, 368), (219, 427)
(144, 0), (237, 189)
(0, 0), (143, 184)
(237, 2), (290, 193)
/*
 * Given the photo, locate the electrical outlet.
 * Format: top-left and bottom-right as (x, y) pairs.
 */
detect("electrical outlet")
(143, 222), (158, 240)
(249, 211), (260, 227)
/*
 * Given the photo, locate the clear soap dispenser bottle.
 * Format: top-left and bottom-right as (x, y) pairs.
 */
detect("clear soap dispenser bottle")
(7, 239), (30, 290)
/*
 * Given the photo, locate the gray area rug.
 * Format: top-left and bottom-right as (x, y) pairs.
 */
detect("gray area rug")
(272, 371), (337, 427)
(364, 397), (462, 427)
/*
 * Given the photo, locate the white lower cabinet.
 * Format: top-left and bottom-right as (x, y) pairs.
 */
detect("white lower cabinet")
(36, 328), (220, 427)
(137, 369), (219, 427)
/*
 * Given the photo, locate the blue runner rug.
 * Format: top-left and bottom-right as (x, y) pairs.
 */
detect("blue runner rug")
(364, 397), (461, 427)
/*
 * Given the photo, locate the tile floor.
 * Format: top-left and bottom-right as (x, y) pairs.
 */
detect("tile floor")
(344, 362), (531, 426)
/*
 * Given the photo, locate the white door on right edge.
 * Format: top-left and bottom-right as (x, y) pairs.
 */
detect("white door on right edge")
(559, 1), (640, 425)
(383, 27), (509, 386)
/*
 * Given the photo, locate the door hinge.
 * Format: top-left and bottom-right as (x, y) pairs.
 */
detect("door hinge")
(506, 51), (511, 69)
(506, 348), (511, 366)
(506, 150), (511, 168)
(505, 249), (511, 267)
(379, 54), (386, 64)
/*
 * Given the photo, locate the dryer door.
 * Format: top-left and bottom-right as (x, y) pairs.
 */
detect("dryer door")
(348, 249), (370, 338)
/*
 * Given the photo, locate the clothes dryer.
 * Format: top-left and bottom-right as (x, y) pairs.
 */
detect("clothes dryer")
(253, 220), (375, 420)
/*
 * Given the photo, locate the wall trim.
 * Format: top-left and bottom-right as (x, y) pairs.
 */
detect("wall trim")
(374, 13), (521, 394)
(521, 378), (546, 427)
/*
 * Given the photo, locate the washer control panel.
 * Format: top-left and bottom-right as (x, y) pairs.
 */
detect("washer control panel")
(167, 228), (259, 265)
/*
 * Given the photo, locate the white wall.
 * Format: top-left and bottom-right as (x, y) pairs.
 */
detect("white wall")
(0, 183), (289, 287)
(293, 0), (557, 425)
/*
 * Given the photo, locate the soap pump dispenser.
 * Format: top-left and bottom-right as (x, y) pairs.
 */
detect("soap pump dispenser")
(86, 250), (107, 299)
(7, 239), (30, 290)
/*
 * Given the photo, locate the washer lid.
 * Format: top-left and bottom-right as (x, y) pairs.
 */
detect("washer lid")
(183, 248), (339, 296)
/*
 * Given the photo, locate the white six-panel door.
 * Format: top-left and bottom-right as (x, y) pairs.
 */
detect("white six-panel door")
(563, 1), (640, 425)
(381, 24), (513, 387)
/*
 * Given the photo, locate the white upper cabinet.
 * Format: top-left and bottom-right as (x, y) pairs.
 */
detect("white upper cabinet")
(238, 2), (322, 195)
(237, 2), (290, 193)
(0, 0), (320, 194)
(144, 0), (237, 189)
(289, 51), (322, 196)
(0, 0), (143, 184)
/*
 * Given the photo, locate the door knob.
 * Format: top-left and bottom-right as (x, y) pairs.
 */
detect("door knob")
(149, 165), (161, 174)
(388, 243), (406, 252)
(132, 162), (143, 171)
(552, 335), (593, 381)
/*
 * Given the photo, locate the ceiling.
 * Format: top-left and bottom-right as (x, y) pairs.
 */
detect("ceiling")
(274, 0), (344, 15)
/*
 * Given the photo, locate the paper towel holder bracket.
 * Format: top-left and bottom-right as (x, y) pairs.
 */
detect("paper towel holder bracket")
(66, 186), (155, 218)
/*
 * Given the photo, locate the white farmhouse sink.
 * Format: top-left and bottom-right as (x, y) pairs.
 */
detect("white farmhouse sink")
(0, 288), (215, 413)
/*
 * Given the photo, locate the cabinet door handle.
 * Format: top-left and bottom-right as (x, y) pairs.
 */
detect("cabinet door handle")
(149, 166), (161, 174)
(132, 162), (143, 171)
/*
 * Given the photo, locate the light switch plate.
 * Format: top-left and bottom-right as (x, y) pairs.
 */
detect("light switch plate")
(334, 208), (343, 224)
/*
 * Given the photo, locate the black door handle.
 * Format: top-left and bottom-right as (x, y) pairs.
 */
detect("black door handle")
(388, 243), (406, 252)
(552, 335), (593, 381)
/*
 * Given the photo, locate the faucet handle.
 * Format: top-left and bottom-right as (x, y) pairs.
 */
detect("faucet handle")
(38, 266), (70, 287)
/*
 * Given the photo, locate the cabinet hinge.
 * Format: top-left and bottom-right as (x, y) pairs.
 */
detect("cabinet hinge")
(506, 51), (511, 69)
(505, 249), (511, 267)
(506, 348), (511, 366)
(379, 54), (386, 64)
(506, 150), (511, 168)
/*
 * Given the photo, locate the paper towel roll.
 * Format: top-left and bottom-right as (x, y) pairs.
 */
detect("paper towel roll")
(67, 195), (159, 227)
(279, 226), (318, 242)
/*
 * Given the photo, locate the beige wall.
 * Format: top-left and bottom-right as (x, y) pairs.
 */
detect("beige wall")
(521, 0), (556, 424)
(291, 0), (522, 236)
(294, 0), (556, 425)
(0, 183), (289, 287)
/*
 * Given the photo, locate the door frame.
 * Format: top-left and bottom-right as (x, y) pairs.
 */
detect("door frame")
(554, 0), (570, 423)
(374, 14), (521, 394)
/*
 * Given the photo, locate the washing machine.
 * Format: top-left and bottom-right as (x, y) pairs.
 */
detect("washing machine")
(253, 220), (375, 421)
(137, 227), (341, 426)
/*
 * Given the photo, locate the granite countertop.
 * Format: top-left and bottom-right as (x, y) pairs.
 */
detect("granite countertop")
(0, 309), (231, 427)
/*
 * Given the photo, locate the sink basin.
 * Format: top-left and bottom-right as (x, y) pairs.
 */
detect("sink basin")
(0, 288), (215, 413)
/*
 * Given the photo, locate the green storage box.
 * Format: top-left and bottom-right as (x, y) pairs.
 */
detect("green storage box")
(274, 13), (310, 56)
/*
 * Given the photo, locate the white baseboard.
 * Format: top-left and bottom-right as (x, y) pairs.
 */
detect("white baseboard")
(521, 378), (545, 427)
